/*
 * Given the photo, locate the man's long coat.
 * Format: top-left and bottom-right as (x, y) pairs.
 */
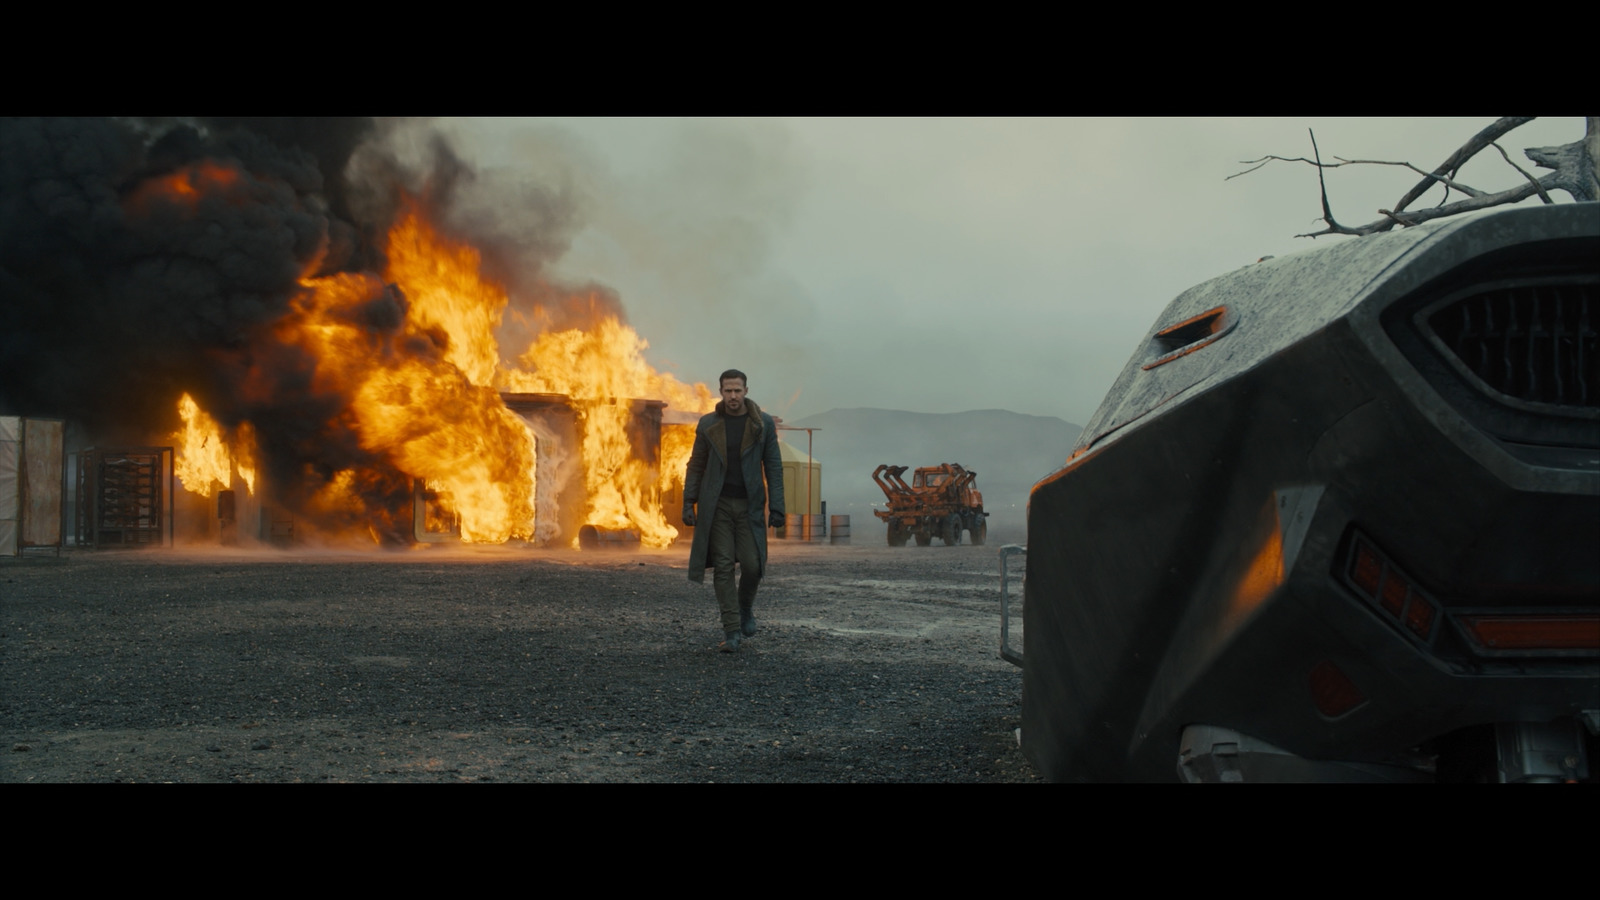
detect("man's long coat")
(683, 399), (785, 583)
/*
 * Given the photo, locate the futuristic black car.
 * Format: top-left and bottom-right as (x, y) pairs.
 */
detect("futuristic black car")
(1021, 202), (1599, 782)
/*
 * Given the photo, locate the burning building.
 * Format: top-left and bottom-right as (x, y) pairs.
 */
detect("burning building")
(0, 117), (716, 550)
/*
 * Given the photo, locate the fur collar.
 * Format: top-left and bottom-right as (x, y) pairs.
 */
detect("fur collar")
(705, 398), (765, 459)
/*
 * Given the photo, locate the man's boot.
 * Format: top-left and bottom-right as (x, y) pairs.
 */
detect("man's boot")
(719, 630), (741, 653)
(740, 601), (758, 637)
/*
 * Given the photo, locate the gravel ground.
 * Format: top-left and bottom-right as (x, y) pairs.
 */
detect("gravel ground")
(1, 527), (1037, 783)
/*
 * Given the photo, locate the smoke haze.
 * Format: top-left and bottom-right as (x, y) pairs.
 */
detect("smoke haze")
(0, 117), (628, 541)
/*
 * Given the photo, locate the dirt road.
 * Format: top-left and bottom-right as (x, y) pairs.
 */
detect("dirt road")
(2, 529), (1037, 783)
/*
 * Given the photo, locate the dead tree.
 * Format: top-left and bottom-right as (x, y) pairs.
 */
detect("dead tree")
(1230, 117), (1599, 238)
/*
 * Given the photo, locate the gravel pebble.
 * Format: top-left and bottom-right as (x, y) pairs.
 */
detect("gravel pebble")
(0, 533), (1038, 783)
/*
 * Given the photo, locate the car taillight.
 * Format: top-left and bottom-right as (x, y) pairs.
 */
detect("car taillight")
(1344, 534), (1439, 643)
(1404, 592), (1438, 640)
(1309, 659), (1367, 718)
(1459, 615), (1600, 651)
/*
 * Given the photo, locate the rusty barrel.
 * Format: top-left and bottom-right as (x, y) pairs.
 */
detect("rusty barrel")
(578, 525), (640, 551)
(830, 514), (850, 544)
(784, 514), (824, 541)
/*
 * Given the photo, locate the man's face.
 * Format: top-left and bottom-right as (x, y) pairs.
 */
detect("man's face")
(720, 378), (747, 414)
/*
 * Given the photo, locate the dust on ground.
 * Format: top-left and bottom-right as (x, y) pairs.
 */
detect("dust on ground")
(1, 527), (1036, 783)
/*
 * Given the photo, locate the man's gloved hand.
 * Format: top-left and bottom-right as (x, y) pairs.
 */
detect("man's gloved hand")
(682, 505), (696, 527)
(769, 509), (786, 529)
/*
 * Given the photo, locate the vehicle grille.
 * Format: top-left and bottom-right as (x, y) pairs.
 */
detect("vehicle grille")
(1428, 281), (1598, 409)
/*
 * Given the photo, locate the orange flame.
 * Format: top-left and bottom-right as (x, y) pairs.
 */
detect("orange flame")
(125, 161), (245, 214)
(171, 392), (259, 500)
(234, 421), (258, 496)
(501, 315), (715, 547)
(167, 188), (714, 549)
(385, 202), (506, 387)
(659, 424), (696, 499)
(279, 265), (537, 544)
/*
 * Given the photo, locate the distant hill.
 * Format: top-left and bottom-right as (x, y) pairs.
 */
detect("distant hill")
(783, 408), (1082, 533)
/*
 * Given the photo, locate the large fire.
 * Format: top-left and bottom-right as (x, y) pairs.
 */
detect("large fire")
(167, 192), (715, 548)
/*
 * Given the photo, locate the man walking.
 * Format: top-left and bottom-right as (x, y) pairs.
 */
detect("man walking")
(683, 369), (785, 653)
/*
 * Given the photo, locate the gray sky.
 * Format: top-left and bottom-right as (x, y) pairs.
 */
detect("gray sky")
(440, 117), (1586, 426)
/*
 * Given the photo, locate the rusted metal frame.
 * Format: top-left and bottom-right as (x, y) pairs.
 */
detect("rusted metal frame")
(871, 464), (900, 509)
(887, 466), (913, 494)
(78, 447), (172, 548)
(954, 467), (978, 493)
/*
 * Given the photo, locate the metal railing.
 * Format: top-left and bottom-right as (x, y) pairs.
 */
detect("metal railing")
(999, 543), (1026, 667)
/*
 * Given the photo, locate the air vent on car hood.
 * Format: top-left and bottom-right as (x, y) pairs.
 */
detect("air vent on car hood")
(1425, 280), (1598, 410)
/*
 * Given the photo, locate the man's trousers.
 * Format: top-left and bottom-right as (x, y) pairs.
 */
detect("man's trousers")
(709, 496), (761, 633)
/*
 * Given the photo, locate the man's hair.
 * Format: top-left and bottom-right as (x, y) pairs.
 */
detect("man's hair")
(719, 369), (748, 389)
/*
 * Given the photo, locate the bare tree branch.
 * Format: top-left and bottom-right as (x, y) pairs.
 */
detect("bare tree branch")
(1386, 116), (1536, 217)
(1493, 141), (1554, 205)
(1225, 160), (1274, 179)
(1310, 130), (1340, 230)
(1232, 153), (1487, 197)
(1373, 179), (1552, 228)
(1330, 157), (1487, 197)
(1234, 117), (1598, 238)
(1525, 116), (1600, 202)
(1227, 155), (1321, 180)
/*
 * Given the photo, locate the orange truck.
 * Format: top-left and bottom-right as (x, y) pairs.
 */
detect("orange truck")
(872, 463), (988, 547)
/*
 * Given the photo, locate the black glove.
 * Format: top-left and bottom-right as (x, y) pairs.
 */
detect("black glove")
(682, 505), (696, 527)
(769, 509), (786, 529)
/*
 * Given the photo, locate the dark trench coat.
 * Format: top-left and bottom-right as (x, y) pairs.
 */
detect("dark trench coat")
(683, 399), (785, 583)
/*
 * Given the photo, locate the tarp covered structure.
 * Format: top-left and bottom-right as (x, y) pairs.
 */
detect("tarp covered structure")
(0, 416), (65, 556)
(778, 439), (821, 516)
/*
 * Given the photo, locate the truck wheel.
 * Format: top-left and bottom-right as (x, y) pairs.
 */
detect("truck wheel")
(915, 530), (932, 547)
(970, 518), (987, 546)
(887, 521), (906, 547)
(942, 514), (960, 546)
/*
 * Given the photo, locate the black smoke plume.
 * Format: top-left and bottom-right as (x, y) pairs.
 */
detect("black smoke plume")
(0, 117), (378, 439)
(0, 116), (582, 538)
